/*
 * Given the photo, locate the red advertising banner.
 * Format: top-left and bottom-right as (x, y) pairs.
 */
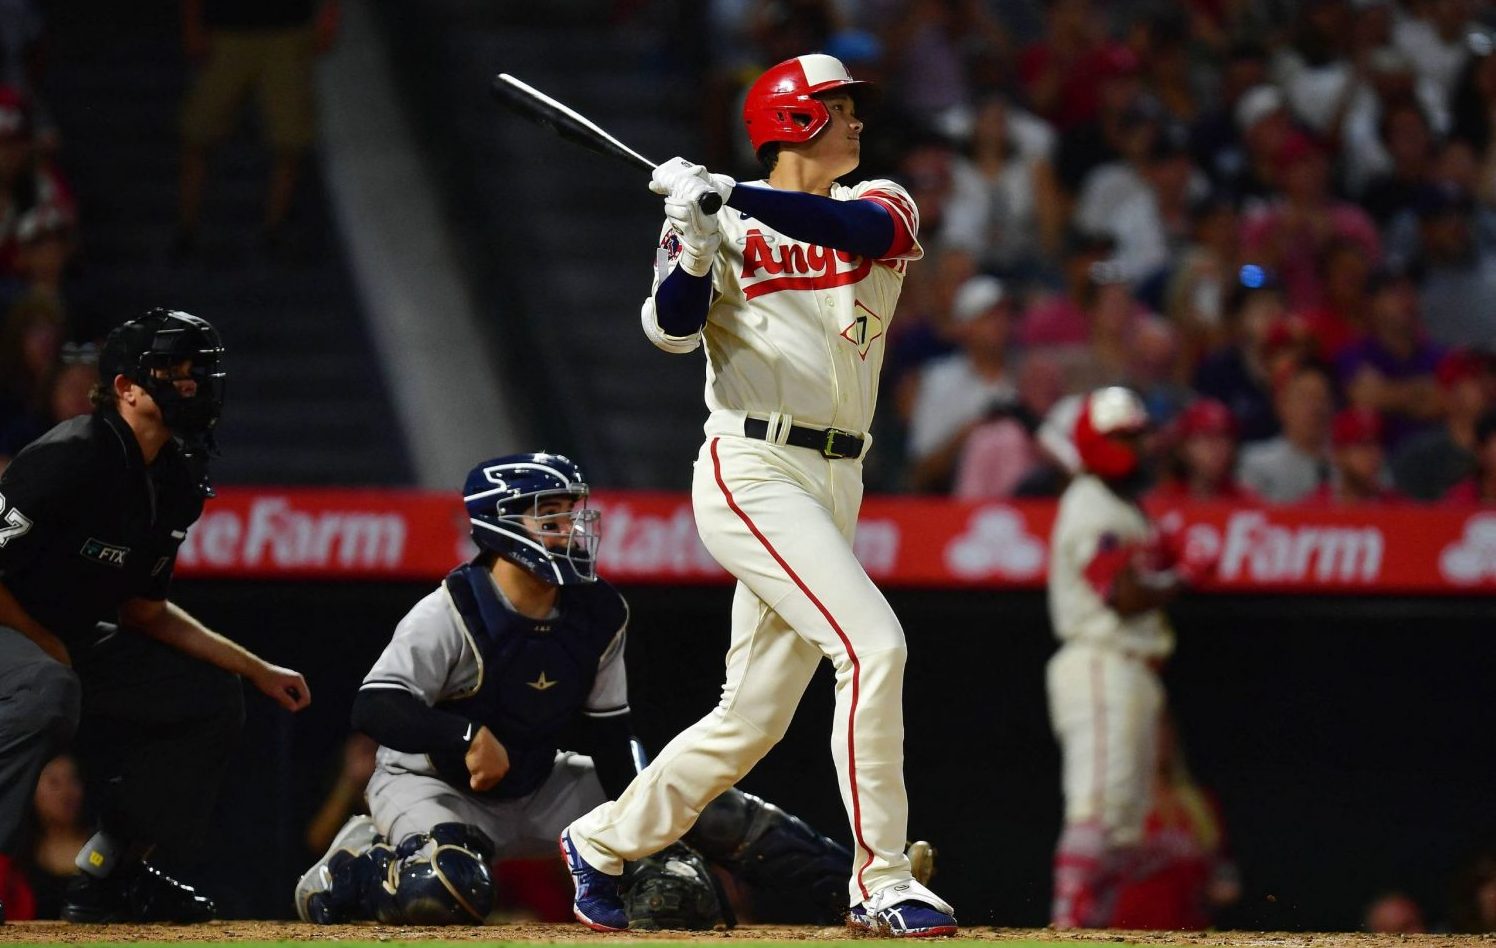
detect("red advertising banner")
(174, 488), (1496, 595)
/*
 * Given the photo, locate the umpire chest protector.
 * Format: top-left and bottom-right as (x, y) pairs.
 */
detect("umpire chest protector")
(430, 563), (626, 799)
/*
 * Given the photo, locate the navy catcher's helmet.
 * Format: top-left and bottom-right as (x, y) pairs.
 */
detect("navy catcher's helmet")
(100, 307), (226, 445)
(463, 452), (599, 585)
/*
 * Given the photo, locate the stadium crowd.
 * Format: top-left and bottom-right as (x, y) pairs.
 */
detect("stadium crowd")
(705, 0), (1496, 502)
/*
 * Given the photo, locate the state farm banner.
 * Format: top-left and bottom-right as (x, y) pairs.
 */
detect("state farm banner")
(175, 488), (1496, 594)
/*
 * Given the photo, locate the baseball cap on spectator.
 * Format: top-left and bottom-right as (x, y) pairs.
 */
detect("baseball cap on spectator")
(952, 275), (1007, 324)
(1177, 399), (1238, 439)
(1235, 84), (1285, 133)
(0, 85), (30, 140)
(17, 205), (74, 245)
(1331, 407), (1384, 446)
(1436, 348), (1493, 387)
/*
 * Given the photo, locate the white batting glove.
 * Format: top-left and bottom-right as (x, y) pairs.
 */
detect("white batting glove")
(651, 156), (709, 196)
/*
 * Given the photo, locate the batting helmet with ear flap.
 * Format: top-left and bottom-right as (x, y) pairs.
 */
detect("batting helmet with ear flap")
(742, 54), (873, 152)
(1074, 387), (1150, 480)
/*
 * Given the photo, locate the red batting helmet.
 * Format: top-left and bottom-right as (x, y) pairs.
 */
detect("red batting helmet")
(743, 53), (871, 153)
(1074, 387), (1150, 480)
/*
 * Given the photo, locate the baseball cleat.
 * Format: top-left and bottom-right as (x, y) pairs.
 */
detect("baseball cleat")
(294, 813), (381, 923)
(62, 861), (216, 923)
(848, 900), (958, 937)
(559, 829), (627, 931)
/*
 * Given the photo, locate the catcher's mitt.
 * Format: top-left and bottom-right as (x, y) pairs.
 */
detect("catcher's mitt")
(621, 843), (731, 931)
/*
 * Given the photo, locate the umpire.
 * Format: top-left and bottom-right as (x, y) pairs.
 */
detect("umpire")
(0, 308), (310, 924)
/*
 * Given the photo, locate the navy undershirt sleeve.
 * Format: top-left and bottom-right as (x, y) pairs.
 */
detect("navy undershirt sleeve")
(579, 713), (638, 800)
(726, 185), (895, 259)
(352, 687), (473, 757)
(653, 264), (712, 336)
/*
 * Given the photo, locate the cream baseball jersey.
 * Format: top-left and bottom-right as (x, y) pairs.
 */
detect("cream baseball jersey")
(1047, 474), (1174, 658)
(642, 179), (922, 435)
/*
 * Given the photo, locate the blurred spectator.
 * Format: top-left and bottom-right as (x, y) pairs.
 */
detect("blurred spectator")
(1362, 891), (1428, 933)
(1239, 131), (1381, 311)
(0, 292), (62, 425)
(0, 84), (72, 281)
(1106, 714), (1241, 931)
(3, 204), (74, 319)
(952, 353), (1066, 500)
(1222, 83), (1295, 211)
(0, 0), (51, 152)
(1126, 316), (1192, 423)
(0, 339), (94, 467)
(1193, 271), (1288, 442)
(19, 754), (90, 919)
(896, 130), (959, 251)
(1146, 398), (1254, 503)
(1335, 268), (1443, 449)
(1073, 96), (1162, 241)
(1018, 0), (1131, 132)
(303, 733), (376, 857)
(1448, 839), (1496, 932)
(1164, 194), (1243, 367)
(1051, 45), (1146, 199)
(1054, 263), (1154, 394)
(1107, 123), (1204, 287)
(176, 0), (340, 252)
(907, 275), (1018, 492)
(1237, 360), (1334, 502)
(882, 0), (1008, 138)
(1360, 99), (1438, 224)
(1191, 43), (1274, 196)
(942, 95), (1064, 278)
(1394, 184), (1496, 349)
(1291, 238), (1371, 362)
(1019, 229), (1120, 350)
(1392, 348), (1496, 499)
(1393, 0), (1479, 100)
(1441, 406), (1496, 502)
(1303, 407), (1401, 503)
(1448, 35), (1496, 161)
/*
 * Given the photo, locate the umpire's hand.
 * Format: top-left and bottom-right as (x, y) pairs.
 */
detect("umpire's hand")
(466, 726), (510, 791)
(250, 662), (312, 711)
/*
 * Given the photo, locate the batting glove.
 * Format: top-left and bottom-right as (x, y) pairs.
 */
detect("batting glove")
(651, 156), (710, 196)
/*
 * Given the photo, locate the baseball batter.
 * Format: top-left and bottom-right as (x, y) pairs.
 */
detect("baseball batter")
(1046, 387), (1215, 929)
(561, 54), (956, 937)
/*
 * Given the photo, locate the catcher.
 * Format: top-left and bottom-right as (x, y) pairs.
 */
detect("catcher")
(293, 452), (863, 928)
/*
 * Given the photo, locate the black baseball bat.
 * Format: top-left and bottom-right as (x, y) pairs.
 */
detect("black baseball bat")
(490, 73), (722, 214)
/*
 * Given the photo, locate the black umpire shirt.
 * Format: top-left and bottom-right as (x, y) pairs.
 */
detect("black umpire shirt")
(0, 410), (204, 649)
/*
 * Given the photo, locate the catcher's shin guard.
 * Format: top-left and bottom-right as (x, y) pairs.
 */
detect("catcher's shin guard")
(687, 788), (851, 924)
(391, 823), (496, 925)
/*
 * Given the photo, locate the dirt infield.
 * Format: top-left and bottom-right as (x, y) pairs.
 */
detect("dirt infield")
(0, 923), (1493, 947)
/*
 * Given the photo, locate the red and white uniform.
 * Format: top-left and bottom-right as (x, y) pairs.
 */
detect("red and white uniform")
(1046, 473), (1172, 925)
(569, 179), (926, 908)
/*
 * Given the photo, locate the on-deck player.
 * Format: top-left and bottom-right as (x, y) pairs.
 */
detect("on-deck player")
(1046, 386), (1217, 928)
(559, 54), (956, 937)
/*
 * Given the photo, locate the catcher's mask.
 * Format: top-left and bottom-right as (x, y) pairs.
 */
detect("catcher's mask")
(100, 308), (226, 450)
(463, 452), (600, 585)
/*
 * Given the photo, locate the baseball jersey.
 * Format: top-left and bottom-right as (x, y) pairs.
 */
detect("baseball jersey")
(642, 179), (922, 435)
(361, 563), (629, 800)
(1048, 474), (1173, 659)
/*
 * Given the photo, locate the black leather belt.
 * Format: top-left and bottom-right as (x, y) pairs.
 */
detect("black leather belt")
(743, 417), (865, 459)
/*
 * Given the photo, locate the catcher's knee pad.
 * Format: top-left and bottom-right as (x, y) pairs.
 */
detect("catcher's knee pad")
(689, 788), (851, 924)
(622, 842), (729, 931)
(391, 823), (496, 925)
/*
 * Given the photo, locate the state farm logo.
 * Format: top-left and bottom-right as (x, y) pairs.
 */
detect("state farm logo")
(178, 497), (407, 570)
(1438, 513), (1496, 584)
(1210, 511), (1382, 583)
(945, 507), (1046, 580)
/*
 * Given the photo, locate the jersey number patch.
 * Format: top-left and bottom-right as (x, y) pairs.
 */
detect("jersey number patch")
(0, 491), (34, 548)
